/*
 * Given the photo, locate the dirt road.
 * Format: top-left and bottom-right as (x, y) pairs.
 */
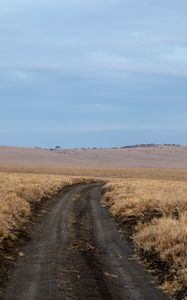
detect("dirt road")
(2, 184), (169, 300)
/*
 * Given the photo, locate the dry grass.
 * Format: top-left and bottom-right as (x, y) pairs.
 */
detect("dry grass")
(135, 215), (187, 294)
(102, 178), (187, 297)
(1, 168), (187, 297)
(103, 179), (187, 218)
(1, 164), (187, 182)
(0, 172), (95, 246)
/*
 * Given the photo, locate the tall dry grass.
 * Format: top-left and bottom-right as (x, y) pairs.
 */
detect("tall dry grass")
(102, 179), (187, 297)
(0, 173), (94, 246)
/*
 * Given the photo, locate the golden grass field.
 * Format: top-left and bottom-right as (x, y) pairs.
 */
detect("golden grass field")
(0, 145), (187, 298)
(1, 170), (187, 298)
(102, 179), (187, 297)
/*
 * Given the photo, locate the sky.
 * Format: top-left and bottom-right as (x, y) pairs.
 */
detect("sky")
(0, 0), (187, 148)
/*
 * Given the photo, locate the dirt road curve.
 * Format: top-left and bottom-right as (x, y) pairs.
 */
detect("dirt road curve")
(3, 184), (169, 300)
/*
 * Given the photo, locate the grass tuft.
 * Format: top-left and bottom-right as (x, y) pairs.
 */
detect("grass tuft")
(102, 178), (187, 296)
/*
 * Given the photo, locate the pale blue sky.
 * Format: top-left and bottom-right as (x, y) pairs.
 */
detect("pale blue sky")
(0, 0), (187, 147)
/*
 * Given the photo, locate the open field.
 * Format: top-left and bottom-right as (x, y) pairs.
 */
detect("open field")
(1, 146), (187, 183)
(102, 179), (187, 298)
(0, 146), (187, 298)
(0, 145), (187, 172)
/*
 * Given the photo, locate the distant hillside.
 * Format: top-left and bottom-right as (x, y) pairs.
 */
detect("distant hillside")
(121, 143), (181, 149)
(0, 145), (186, 171)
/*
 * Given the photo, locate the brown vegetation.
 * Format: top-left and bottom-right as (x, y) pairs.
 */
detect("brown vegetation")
(0, 173), (96, 246)
(102, 179), (187, 297)
(1, 164), (187, 298)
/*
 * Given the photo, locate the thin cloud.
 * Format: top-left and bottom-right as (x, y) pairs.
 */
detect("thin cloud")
(0, 1), (187, 147)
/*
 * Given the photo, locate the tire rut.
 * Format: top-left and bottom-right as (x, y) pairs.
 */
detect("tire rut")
(69, 187), (113, 300)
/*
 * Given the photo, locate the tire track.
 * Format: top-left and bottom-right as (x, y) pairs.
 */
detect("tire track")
(2, 184), (170, 300)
